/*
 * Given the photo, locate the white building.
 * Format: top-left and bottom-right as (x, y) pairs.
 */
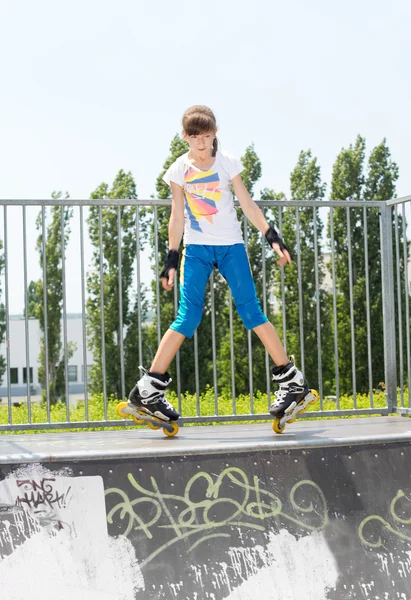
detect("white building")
(0, 314), (93, 399)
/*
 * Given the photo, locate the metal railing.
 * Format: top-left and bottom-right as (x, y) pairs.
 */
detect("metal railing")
(0, 196), (409, 431)
(387, 195), (411, 415)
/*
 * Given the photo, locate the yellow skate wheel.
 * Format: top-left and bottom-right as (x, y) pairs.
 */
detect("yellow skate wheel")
(163, 422), (179, 437)
(297, 401), (307, 415)
(116, 402), (129, 418)
(147, 419), (162, 430)
(272, 418), (286, 434)
(132, 410), (146, 426)
(288, 416), (297, 423)
(297, 390), (319, 414)
(310, 389), (319, 405)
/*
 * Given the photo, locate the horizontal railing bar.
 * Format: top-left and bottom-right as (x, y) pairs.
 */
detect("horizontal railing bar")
(0, 408), (388, 431)
(393, 407), (411, 415)
(386, 194), (411, 207)
(0, 199), (386, 208)
(180, 409), (388, 422)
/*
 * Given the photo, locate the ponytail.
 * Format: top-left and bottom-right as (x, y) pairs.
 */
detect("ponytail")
(212, 137), (218, 157)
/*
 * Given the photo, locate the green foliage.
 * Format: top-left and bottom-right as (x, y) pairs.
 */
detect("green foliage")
(34, 193), (74, 404)
(240, 143), (262, 195)
(27, 280), (41, 318)
(87, 170), (147, 397)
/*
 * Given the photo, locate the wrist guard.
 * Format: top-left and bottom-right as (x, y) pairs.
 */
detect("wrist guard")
(159, 250), (179, 279)
(265, 226), (290, 255)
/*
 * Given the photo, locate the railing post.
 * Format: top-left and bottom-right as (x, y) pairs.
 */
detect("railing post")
(380, 203), (397, 412)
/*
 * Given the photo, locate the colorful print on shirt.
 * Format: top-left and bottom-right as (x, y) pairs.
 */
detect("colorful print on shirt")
(183, 165), (222, 232)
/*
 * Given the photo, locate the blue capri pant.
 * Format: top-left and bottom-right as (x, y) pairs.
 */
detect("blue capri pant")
(170, 244), (268, 338)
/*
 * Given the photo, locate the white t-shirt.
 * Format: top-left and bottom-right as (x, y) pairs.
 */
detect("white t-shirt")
(163, 150), (245, 245)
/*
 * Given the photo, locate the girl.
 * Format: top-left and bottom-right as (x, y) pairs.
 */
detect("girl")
(128, 105), (311, 426)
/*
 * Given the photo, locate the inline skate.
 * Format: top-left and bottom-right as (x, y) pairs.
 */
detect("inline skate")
(116, 366), (180, 437)
(270, 360), (318, 434)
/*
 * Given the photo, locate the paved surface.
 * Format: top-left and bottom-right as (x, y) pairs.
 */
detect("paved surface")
(0, 416), (410, 463)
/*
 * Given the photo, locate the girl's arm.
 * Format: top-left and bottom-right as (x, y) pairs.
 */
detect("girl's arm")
(169, 182), (185, 250)
(232, 174), (291, 266)
(160, 182), (185, 291)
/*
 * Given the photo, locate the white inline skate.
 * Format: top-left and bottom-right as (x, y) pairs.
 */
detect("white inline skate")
(117, 366), (180, 437)
(270, 360), (318, 434)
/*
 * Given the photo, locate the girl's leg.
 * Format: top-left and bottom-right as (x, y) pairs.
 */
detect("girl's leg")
(218, 245), (288, 365)
(150, 329), (185, 373)
(252, 321), (288, 366)
(147, 244), (213, 374)
(218, 244), (311, 417)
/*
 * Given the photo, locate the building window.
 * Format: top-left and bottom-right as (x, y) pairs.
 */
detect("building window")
(82, 365), (92, 381)
(23, 367), (33, 384)
(10, 368), (18, 384)
(68, 366), (78, 382)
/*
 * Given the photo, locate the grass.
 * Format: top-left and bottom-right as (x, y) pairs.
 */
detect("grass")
(0, 385), (407, 435)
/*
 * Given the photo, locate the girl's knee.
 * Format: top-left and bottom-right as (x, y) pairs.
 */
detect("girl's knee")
(237, 300), (268, 330)
(171, 305), (203, 338)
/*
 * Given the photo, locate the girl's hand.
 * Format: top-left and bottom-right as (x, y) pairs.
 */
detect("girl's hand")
(272, 243), (292, 266)
(159, 250), (179, 290)
(161, 268), (176, 291)
(265, 226), (292, 266)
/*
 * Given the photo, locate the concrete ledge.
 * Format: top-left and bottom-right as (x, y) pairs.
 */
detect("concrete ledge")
(1, 416), (410, 464)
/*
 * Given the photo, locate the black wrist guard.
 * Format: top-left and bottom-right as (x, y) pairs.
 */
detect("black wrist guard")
(159, 250), (179, 279)
(265, 226), (290, 255)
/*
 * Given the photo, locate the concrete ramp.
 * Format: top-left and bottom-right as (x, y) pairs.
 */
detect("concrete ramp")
(1, 417), (411, 599)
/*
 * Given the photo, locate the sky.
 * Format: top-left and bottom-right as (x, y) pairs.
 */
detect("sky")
(0, 0), (410, 313)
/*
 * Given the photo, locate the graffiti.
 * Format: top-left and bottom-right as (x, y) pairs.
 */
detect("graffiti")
(105, 467), (328, 566)
(359, 489), (411, 548)
(0, 471), (144, 599)
(0, 477), (73, 533)
(15, 478), (71, 511)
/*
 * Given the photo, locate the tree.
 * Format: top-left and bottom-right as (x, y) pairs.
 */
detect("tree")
(27, 280), (41, 318)
(87, 170), (142, 398)
(34, 193), (74, 404)
(124, 285), (151, 392)
(363, 140), (400, 390)
(328, 136), (399, 396)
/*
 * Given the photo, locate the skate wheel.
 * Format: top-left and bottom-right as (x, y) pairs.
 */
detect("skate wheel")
(297, 402), (308, 415)
(116, 402), (129, 418)
(132, 410), (146, 426)
(147, 420), (162, 430)
(163, 422), (179, 437)
(310, 390), (319, 405)
(272, 418), (286, 434)
(288, 416), (297, 424)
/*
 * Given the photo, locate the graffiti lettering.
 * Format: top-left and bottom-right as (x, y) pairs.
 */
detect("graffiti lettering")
(359, 489), (411, 548)
(105, 467), (328, 566)
(15, 478), (71, 512)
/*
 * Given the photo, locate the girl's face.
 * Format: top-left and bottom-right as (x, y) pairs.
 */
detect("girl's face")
(183, 129), (216, 158)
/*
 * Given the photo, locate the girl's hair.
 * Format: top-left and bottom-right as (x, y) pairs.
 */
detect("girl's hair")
(182, 105), (218, 157)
